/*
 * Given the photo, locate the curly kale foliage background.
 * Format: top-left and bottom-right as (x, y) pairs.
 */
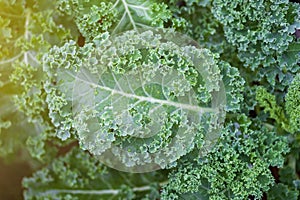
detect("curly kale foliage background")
(286, 73), (300, 134)
(162, 115), (289, 200)
(0, 0), (74, 162)
(0, 0), (299, 199)
(212, 0), (300, 90)
(23, 147), (167, 200)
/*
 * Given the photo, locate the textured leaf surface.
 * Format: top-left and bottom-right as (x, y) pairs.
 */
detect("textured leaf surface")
(162, 115), (289, 200)
(43, 29), (227, 172)
(0, 0), (72, 160)
(212, 0), (300, 90)
(56, 0), (172, 41)
(23, 147), (168, 200)
(286, 73), (300, 133)
(0, 1), (297, 199)
(111, 0), (156, 33)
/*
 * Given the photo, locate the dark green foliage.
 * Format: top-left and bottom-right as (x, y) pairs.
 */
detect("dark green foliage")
(162, 115), (289, 199)
(23, 147), (167, 200)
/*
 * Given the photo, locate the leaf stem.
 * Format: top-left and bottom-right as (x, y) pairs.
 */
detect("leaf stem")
(23, 10), (30, 65)
(121, 0), (137, 31)
(0, 53), (22, 65)
(70, 71), (217, 113)
(0, 11), (24, 18)
(36, 181), (168, 196)
(263, 123), (275, 130)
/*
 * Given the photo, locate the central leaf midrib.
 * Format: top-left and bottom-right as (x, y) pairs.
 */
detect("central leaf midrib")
(111, 0), (152, 33)
(32, 180), (168, 196)
(70, 71), (216, 113)
(121, 0), (137, 30)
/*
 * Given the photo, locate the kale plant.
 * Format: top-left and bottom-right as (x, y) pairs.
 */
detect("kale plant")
(0, 0), (299, 199)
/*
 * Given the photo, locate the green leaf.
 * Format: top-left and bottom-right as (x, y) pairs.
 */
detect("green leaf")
(286, 73), (300, 133)
(267, 183), (299, 200)
(0, 0), (73, 161)
(162, 115), (289, 200)
(255, 86), (288, 131)
(56, 0), (172, 41)
(110, 0), (171, 34)
(23, 147), (168, 200)
(212, 0), (300, 90)
(111, 0), (156, 33)
(287, 42), (300, 52)
(43, 29), (227, 172)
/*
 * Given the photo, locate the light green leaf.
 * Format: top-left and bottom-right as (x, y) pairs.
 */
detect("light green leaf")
(111, 0), (157, 34)
(43, 29), (227, 173)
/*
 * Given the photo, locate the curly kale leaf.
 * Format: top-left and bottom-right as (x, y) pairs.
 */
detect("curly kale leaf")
(166, 0), (234, 55)
(212, 0), (300, 90)
(56, 0), (173, 41)
(0, 94), (37, 158)
(255, 74), (300, 134)
(255, 86), (288, 131)
(161, 115), (289, 200)
(43, 29), (231, 172)
(267, 165), (300, 200)
(267, 183), (299, 200)
(218, 60), (245, 112)
(286, 73), (300, 133)
(42, 40), (96, 141)
(23, 147), (168, 200)
(0, 0), (72, 160)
